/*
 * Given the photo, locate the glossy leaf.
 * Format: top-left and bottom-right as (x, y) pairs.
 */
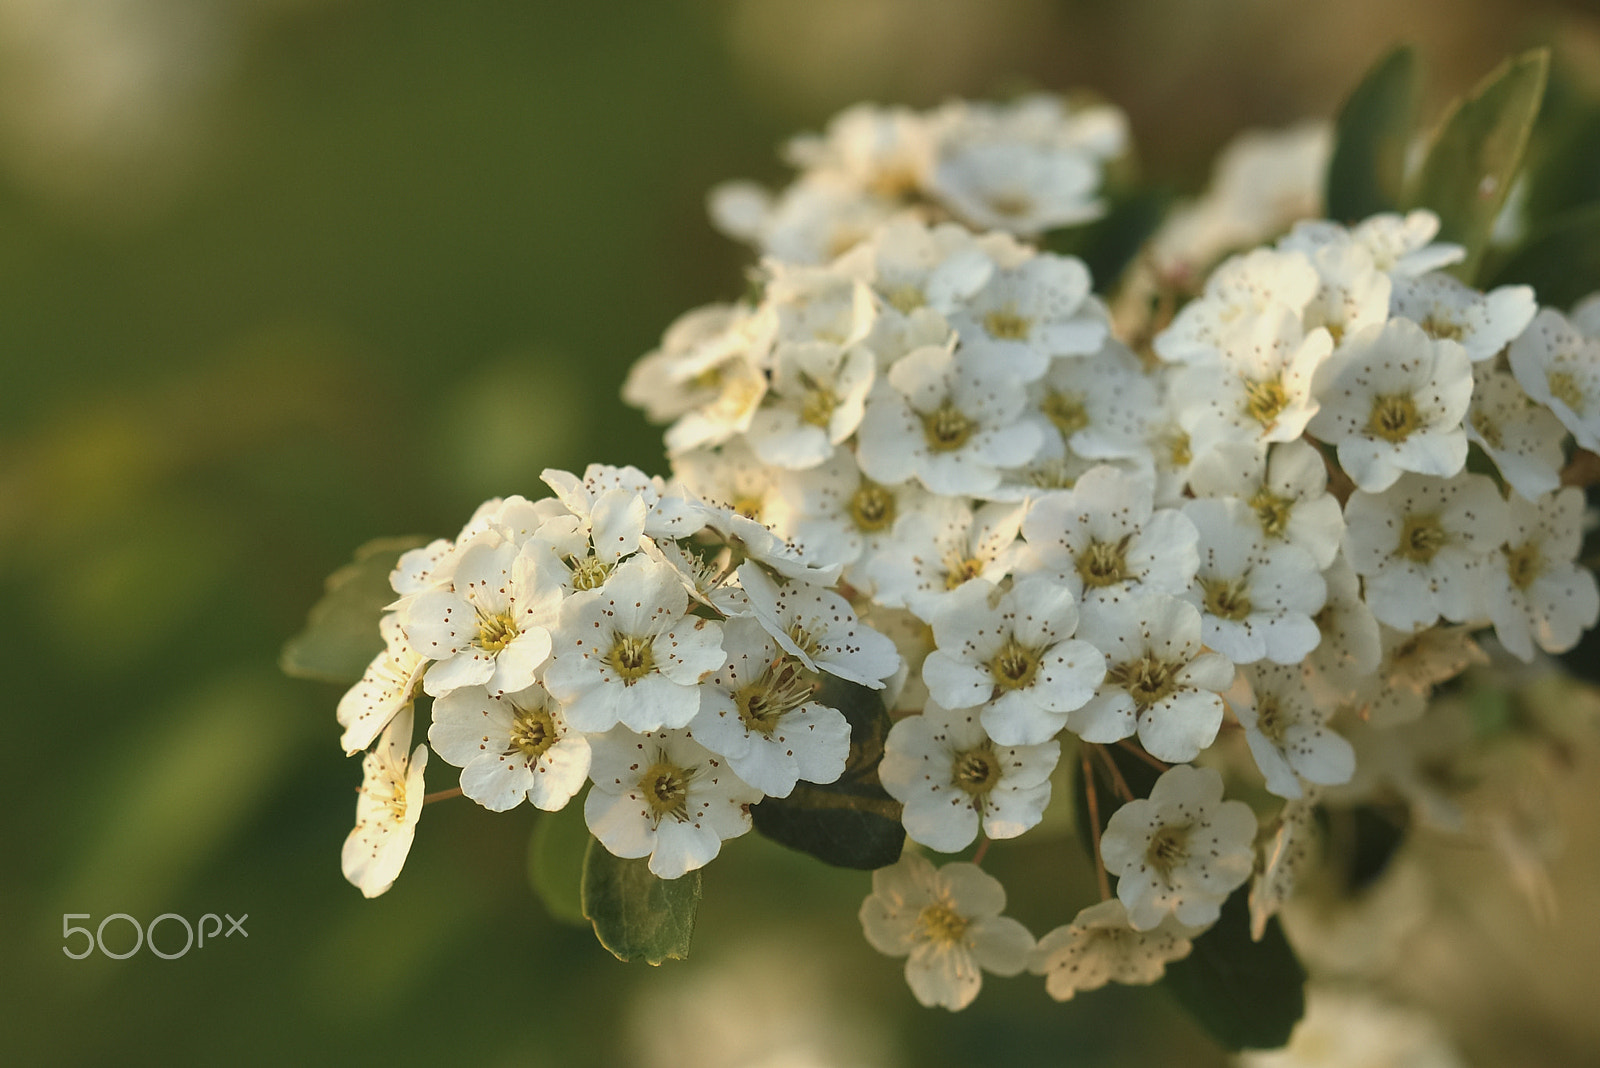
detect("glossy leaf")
(1327, 45), (1420, 221)
(1406, 48), (1549, 283)
(528, 802), (592, 926)
(1162, 888), (1307, 1052)
(280, 535), (427, 684)
(580, 840), (701, 965)
(749, 677), (904, 870)
(1488, 201), (1600, 307)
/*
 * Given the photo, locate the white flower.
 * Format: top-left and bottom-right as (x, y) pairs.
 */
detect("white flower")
(1280, 210), (1463, 277)
(1099, 763), (1257, 931)
(869, 498), (1027, 620)
(841, 216), (997, 318)
(737, 563), (899, 688)
(1182, 497), (1326, 665)
(670, 441), (796, 536)
(584, 726), (760, 879)
(1248, 795), (1318, 941)
(782, 449), (930, 576)
(921, 577), (1105, 746)
(428, 683), (591, 812)
(1071, 592), (1234, 763)
(1026, 339), (1159, 462)
(337, 613), (426, 756)
(1465, 365), (1567, 501)
(1302, 552), (1382, 699)
(1507, 306), (1600, 450)
(1173, 306), (1332, 452)
(341, 705), (427, 899)
(1360, 623), (1487, 727)
(663, 350), (769, 455)
(709, 173), (895, 265)
(856, 341), (1042, 496)
(745, 339), (875, 470)
(1391, 273), (1536, 361)
(1342, 472), (1508, 630)
(543, 556), (726, 733)
(401, 538), (559, 698)
(1229, 664), (1354, 799)
(1489, 487), (1600, 661)
(859, 854), (1034, 1011)
(1307, 317), (1473, 492)
(784, 103), (934, 196)
(1154, 248), (1319, 364)
(693, 617), (851, 797)
(1186, 440), (1344, 568)
(1028, 899), (1196, 1000)
(622, 302), (751, 425)
(879, 701), (1060, 851)
(945, 253), (1107, 382)
(1299, 241), (1391, 348)
(1019, 465), (1199, 610)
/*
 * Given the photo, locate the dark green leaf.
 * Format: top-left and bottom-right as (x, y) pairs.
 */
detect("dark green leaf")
(1515, 60), (1600, 231)
(1327, 45), (1420, 221)
(1317, 803), (1409, 894)
(1047, 189), (1173, 294)
(1162, 888), (1307, 1052)
(749, 677), (904, 869)
(1488, 201), (1600, 307)
(528, 802), (592, 926)
(580, 840), (701, 965)
(1406, 48), (1549, 283)
(280, 535), (428, 683)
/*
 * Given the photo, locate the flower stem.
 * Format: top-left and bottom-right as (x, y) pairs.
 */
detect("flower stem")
(1114, 739), (1170, 773)
(972, 836), (991, 867)
(1081, 748), (1113, 902)
(422, 786), (463, 805)
(1091, 743), (1136, 803)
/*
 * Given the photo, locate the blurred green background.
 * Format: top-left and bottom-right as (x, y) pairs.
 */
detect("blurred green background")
(6, 2), (1600, 1065)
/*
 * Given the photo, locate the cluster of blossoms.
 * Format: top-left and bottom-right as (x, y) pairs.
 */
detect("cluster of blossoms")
(329, 92), (1600, 1016)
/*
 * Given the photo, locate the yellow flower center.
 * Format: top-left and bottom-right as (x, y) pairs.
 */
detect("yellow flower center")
(944, 555), (986, 590)
(985, 192), (1035, 220)
(605, 634), (656, 683)
(1108, 654), (1179, 711)
(984, 306), (1033, 341)
(508, 704), (559, 759)
(1164, 429), (1192, 468)
(1418, 313), (1464, 342)
(732, 495), (764, 521)
(566, 554), (613, 592)
(951, 745), (1002, 798)
(988, 637), (1040, 692)
(639, 758), (692, 822)
(1248, 486), (1295, 539)
(1395, 513), (1447, 564)
(1366, 392), (1422, 443)
(1042, 389), (1090, 437)
(1470, 407), (1504, 449)
(1243, 376), (1289, 431)
(801, 386), (838, 428)
(1254, 694), (1287, 745)
(477, 611), (520, 653)
(733, 656), (815, 736)
(849, 482), (897, 533)
(1548, 370), (1586, 414)
(922, 401), (976, 452)
(1503, 542), (1543, 590)
(1146, 824), (1191, 878)
(1077, 535), (1132, 589)
(885, 284), (925, 314)
(1200, 575), (1253, 621)
(917, 902), (970, 945)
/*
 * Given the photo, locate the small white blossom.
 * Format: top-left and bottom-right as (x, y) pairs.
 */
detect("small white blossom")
(1307, 318), (1473, 492)
(1391, 273), (1536, 361)
(1300, 241), (1391, 348)
(1154, 248), (1319, 364)
(859, 854), (1034, 1011)
(584, 726), (760, 879)
(737, 562), (900, 688)
(745, 339), (876, 470)
(1303, 552), (1382, 700)
(1280, 210), (1463, 277)
(1028, 899), (1197, 1000)
(341, 706), (427, 899)
(870, 498), (1027, 620)
(1465, 365), (1567, 500)
(1100, 764), (1257, 931)
(429, 682), (590, 812)
(945, 253), (1107, 382)
(1489, 487), (1600, 660)
(879, 701), (1060, 851)
(1026, 339), (1159, 462)
(1507, 306), (1600, 450)
(1174, 306), (1332, 453)
(1229, 664), (1354, 799)
(1248, 795), (1319, 941)
(622, 302), (751, 424)
(1186, 440), (1344, 568)
(337, 613), (427, 756)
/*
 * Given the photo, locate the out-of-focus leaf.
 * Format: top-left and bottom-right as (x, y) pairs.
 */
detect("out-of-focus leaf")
(1516, 59), (1600, 231)
(279, 535), (427, 683)
(1071, 741), (1164, 860)
(750, 677), (904, 870)
(1327, 45), (1420, 221)
(1162, 888), (1307, 1052)
(1048, 189), (1172, 295)
(1406, 48), (1549, 283)
(1488, 202), (1600, 307)
(580, 841), (700, 965)
(528, 802), (592, 926)
(1318, 803), (1410, 894)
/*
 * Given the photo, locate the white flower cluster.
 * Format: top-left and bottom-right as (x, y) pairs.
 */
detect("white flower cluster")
(328, 100), (1600, 1018)
(337, 464), (900, 894)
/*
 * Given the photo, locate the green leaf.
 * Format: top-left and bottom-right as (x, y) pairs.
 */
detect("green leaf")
(1488, 201), (1600, 307)
(580, 840), (701, 965)
(528, 802), (592, 926)
(1317, 803), (1409, 894)
(749, 677), (904, 870)
(1162, 888), (1307, 1052)
(1327, 45), (1420, 221)
(280, 535), (428, 683)
(1406, 48), (1550, 283)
